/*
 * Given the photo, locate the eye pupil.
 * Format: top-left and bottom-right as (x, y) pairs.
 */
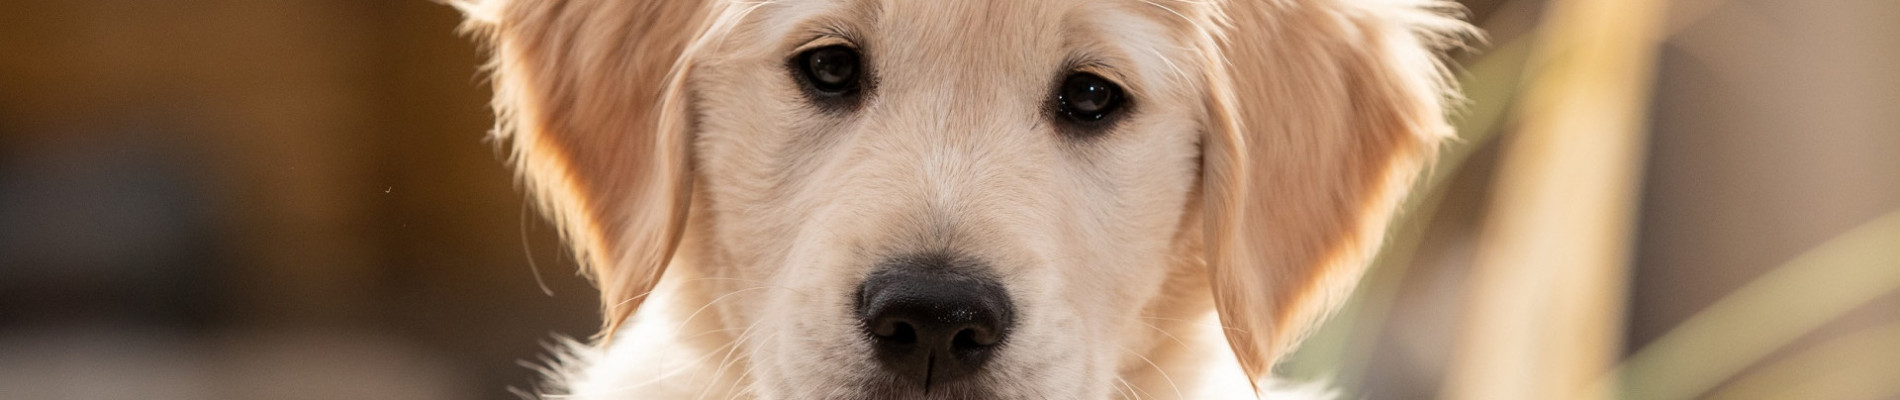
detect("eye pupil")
(800, 46), (860, 93)
(1058, 73), (1122, 122)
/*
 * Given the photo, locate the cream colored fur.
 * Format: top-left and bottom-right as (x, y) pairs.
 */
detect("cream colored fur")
(457, 0), (1472, 398)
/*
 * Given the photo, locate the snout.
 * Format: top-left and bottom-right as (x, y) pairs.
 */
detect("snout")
(856, 254), (1014, 390)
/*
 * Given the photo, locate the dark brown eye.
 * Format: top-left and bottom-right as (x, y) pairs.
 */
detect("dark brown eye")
(797, 45), (862, 95)
(1056, 73), (1124, 123)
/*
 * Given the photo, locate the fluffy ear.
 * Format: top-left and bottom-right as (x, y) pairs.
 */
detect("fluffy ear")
(1200, 0), (1472, 385)
(458, 0), (716, 336)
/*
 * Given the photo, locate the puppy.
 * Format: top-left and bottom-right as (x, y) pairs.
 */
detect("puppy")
(457, 0), (1471, 398)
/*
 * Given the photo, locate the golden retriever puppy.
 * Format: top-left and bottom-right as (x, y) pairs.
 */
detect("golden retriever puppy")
(456, 0), (1471, 398)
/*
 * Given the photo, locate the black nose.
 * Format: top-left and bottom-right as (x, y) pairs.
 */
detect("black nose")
(856, 255), (1013, 390)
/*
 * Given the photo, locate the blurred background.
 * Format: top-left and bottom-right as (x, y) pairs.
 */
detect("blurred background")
(0, 0), (1894, 399)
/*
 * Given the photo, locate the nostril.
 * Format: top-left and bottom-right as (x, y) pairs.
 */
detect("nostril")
(874, 319), (919, 344)
(957, 326), (1000, 347)
(951, 328), (989, 349)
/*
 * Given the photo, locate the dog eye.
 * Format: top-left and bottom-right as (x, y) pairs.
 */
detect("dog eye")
(1055, 72), (1125, 130)
(796, 45), (862, 96)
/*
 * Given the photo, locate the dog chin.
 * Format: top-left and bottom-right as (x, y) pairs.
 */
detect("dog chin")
(802, 375), (1003, 400)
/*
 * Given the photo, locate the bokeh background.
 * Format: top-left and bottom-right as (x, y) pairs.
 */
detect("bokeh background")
(0, 0), (1894, 399)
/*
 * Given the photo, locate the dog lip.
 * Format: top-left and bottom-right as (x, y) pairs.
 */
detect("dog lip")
(850, 375), (1001, 400)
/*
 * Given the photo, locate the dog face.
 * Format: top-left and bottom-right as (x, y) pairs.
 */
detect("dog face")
(460, 0), (1467, 398)
(683, 1), (1212, 397)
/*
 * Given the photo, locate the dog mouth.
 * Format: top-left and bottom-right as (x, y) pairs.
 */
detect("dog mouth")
(832, 374), (1001, 400)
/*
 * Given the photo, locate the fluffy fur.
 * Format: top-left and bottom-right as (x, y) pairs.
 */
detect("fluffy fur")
(457, 0), (1472, 398)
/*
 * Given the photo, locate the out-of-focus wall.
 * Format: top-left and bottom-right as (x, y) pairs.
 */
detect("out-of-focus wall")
(0, 1), (596, 399)
(1629, 0), (1900, 396)
(1293, 0), (1900, 398)
(1635, 0), (1900, 348)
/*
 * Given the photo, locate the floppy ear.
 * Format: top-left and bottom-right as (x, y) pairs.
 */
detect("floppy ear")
(1200, 0), (1472, 385)
(458, 0), (716, 336)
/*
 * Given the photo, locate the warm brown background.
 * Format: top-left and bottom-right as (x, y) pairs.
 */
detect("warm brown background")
(0, 1), (596, 398)
(1, 0), (1895, 399)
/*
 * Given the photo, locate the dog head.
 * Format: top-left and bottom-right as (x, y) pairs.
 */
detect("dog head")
(461, 0), (1467, 397)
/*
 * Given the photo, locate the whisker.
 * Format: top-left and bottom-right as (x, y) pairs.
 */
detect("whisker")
(1133, 319), (1194, 350)
(695, 317), (772, 400)
(667, 276), (815, 296)
(1123, 345), (1185, 400)
(671, 286), (772, 338)
(1135, 315), (1251, 334)
(727, 347), (767, 399)
(578, 336), (753, 395)
(1115, 376), (1146, 400)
